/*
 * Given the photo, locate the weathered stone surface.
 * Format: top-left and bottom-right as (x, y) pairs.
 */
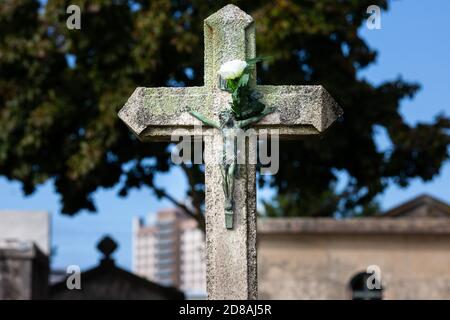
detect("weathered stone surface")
(258, 198), (450, 299)
(258, 217), (450, 235)
(259, 230), (450, 300)
(118, 87), (211, 138)
(205, 136), (257, 300)
(204, 4), (256, 88)
(118, 4), (343, 300)
(0, 241), (49, 300)
(256, 85), (342, 134)
(258, 197), (450, 299)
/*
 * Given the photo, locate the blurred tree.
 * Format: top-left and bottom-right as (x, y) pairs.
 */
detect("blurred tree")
(0, 0), (449, 227)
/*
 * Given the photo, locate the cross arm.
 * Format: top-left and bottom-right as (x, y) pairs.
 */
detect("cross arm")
(118, 87), (213, 141)
(253, 85), (343, 137)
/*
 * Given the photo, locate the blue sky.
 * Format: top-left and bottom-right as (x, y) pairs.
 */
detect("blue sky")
(1, 1), (449, 271)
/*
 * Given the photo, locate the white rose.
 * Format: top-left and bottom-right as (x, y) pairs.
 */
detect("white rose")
(218, 59), (247, 80)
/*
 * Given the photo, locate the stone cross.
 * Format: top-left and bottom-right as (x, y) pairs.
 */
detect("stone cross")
(118, 4), (342, 299)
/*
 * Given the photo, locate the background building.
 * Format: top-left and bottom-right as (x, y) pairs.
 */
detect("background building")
(133, 195), (450, 300)
(133, 208), (206, 298)
(0, 211), (50, 255)
(258, 195), (450, 299)
(0, 240), (49, 300)
(180, 219), (206, 295)
(0, 211), (50, 299)
(50, 236), (184, 300)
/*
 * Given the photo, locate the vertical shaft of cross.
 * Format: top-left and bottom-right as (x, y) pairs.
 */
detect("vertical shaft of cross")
(204, 135), (257, 300)
(203, 5), (258, 299)
(204, 5), (256, 89)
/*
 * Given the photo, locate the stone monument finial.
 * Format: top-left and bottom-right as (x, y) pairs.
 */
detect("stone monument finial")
(97, 235), (118, 261)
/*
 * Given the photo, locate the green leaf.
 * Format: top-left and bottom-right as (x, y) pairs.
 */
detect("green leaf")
(237, 73), (249, 88)
(246, 56), (272, 66)
(246, 57), (264, 66)
(232, 89), (241, 111)
(226, 79), (237, 91)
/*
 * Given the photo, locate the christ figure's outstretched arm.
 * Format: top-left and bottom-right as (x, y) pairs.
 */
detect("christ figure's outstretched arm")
(189, 110), (220, 129)
(237, 107), (276, 128)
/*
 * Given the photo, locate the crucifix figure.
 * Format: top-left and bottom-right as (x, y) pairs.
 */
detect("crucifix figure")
(118, 4), (342, 299)
(189, 106), (276, 229)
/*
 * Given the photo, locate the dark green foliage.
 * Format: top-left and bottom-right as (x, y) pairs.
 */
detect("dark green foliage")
(0, 0), (448, 222)
(226, 64), (265, 121)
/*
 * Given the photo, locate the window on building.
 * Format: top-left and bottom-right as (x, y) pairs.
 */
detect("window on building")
(349, 271), (383, 300)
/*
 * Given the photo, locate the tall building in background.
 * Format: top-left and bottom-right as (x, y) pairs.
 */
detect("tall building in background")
(133, 208), (206, 298)
(179, 219), (206, 294)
